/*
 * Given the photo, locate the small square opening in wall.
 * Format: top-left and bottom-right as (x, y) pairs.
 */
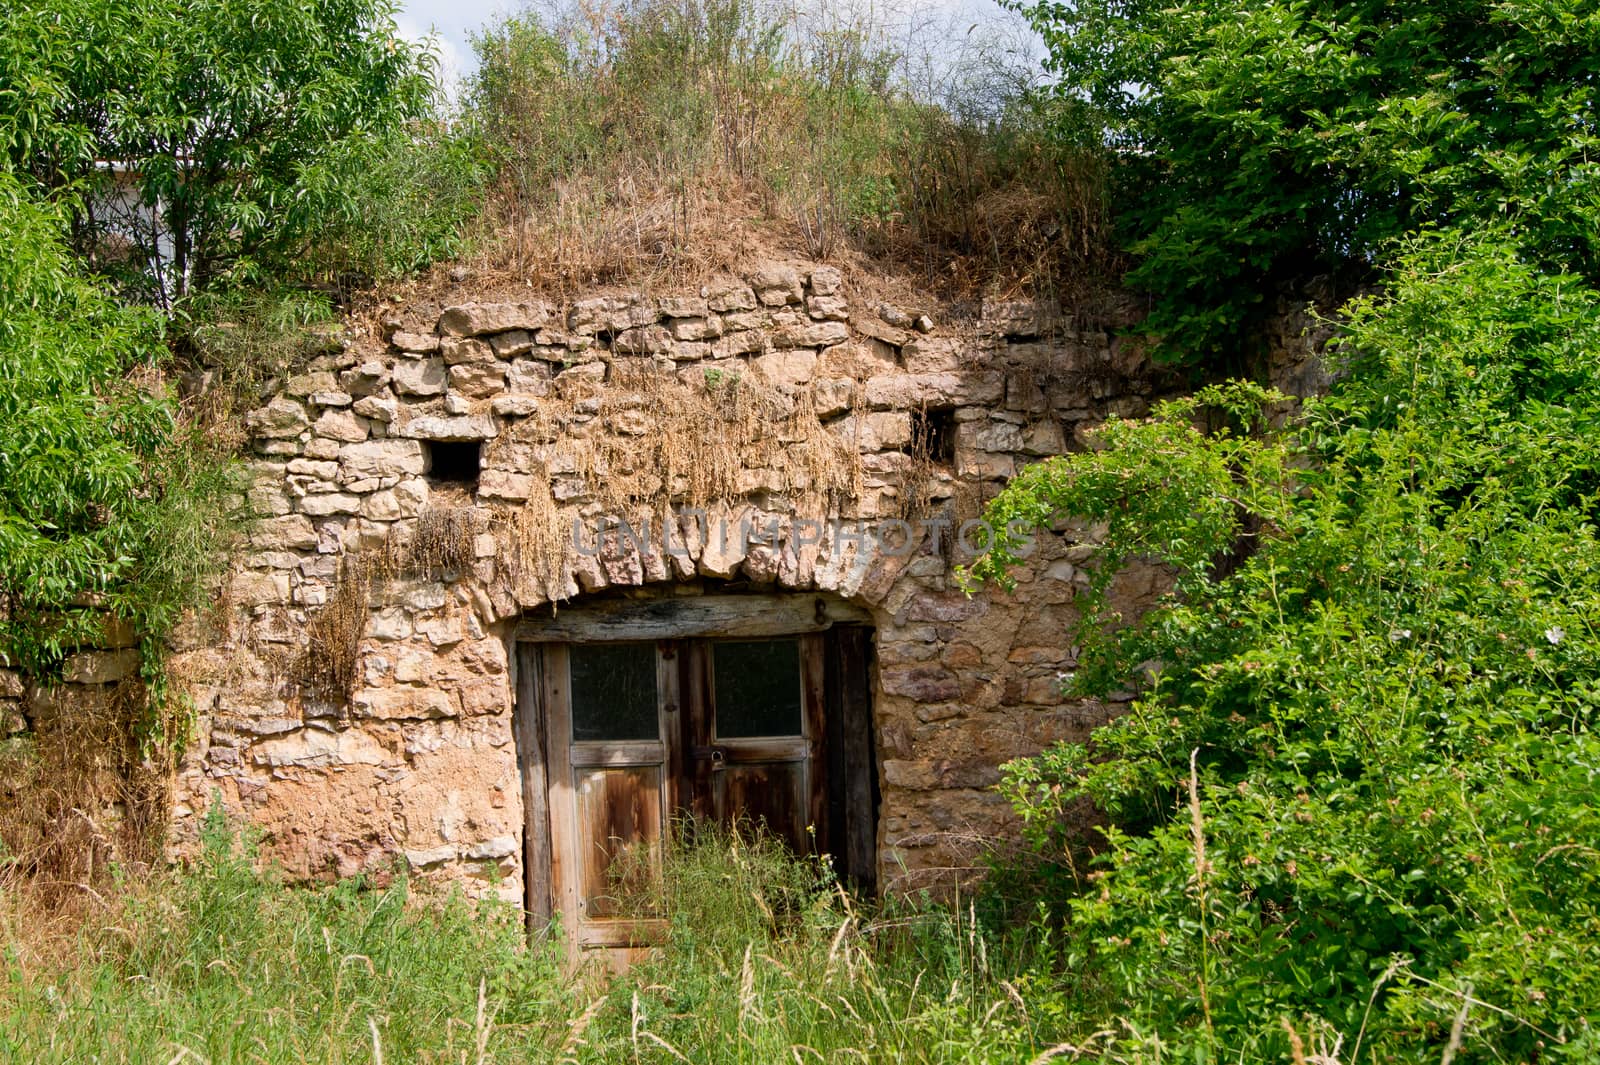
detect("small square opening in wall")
(424, 440), (481, 484)
(910, 406), (957, 467)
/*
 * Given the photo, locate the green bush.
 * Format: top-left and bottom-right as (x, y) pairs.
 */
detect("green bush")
(0, 172), (235, 681)
(968, 233), (1600, 1060)
(1012, 0), (1600, 363)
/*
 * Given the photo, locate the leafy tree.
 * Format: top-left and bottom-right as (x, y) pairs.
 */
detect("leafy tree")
(968, 233), (1600, 1059)
(0, 0), (441, 305)
(1010, 0), (1600, 363)
(0, 171), (232, 681)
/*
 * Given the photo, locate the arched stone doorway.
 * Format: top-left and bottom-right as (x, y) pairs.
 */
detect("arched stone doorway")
(514, 590), (878, 963)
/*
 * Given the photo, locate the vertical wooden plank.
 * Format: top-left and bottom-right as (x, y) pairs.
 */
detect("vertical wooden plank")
(800, 633), (829, 856)
(837, 626), (878, 893)
(683, 642), (715, 824)
(659, 641), (685, 827)
(823, 630), (848, 875)
(541, 644), (580, 960)
(574, 765), (664, 917)
(514, 644), (552, 927)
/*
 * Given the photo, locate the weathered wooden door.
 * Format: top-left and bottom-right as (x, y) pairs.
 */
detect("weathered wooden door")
(515, 595), (878, 965)
(682, 636), (827, 854)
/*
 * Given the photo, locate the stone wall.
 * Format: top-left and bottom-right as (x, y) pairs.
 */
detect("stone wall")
(169, 262), (1183, 900)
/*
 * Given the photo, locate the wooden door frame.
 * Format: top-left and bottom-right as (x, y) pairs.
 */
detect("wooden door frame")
(514, 594), (878, 956)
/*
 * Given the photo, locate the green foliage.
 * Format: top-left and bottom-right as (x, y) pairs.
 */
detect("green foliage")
(0, 172), (235, 678)
(0, 820), (1074, 1063)
(297, 120), (488, 291)
(0, 0), (448, 304)
(465, 0), (1109, 292)
(1012, 0), (1600, 362)
(969, 233), (1600, 1060)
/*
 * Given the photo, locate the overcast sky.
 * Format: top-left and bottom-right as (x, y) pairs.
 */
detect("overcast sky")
(395, 0), (1041, 93)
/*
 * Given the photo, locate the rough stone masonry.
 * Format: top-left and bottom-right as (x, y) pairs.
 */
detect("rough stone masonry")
(155, 261), (1328, 902)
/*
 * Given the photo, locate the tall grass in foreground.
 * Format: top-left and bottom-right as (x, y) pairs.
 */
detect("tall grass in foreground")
(0, 815), (1071, 1064)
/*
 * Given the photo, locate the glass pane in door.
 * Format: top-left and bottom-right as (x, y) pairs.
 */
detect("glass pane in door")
(711, 639), (803, 738)
(570, 643), (659, 741)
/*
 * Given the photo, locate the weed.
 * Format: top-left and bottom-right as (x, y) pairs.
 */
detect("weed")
(0, 819), (1077, 1064)
(461, 0), (1113, 302)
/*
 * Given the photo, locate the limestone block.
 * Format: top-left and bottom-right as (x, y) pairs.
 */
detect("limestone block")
(605, 296), (659, 332)
(807, 265), (843, 295)
(979, 298), (1044, 338)
(861, 373), (1002, 410)
(955, 447), (1015, 480)
(748, 264), (803, 306)
(392, 358), (447, 397)
(394, 478), (429, 514)
(352, 688), (459, 720)
(556, 362), (606, 385)
(881, 666), (962, 702)
(658, 296), (708, 318)
(488, 330), (535, 358)
(610, 409), (650, 435)
(62, 648), (141, 684)
(440, 337), (495, 365)
(309, 390), (353, 408)
(340, 362), (390, 397)
(612, 324), (673, 355)
(705, 282), (757, 312)
(829, 411), (911, 451)
(397, 415), (497, 442)
(1021, 420), (1066, 455)
(973, 421), (1023, 452)
(252, 728), (391, 767)
(406, 845), (457, 867)
(287, 458), (339, 480)
(285, 373), (339, 401)
(903, 338), (966, 374)
(417, 615), (466, 648)
(711, 331), (766, 358)
(773, 320), (849, 349)
(352, 395), (397, 423)
(507, 359), (553, 392)
(339, 439), (426, 481)
(391, 331), (440, 354)
(881, 759), (938, 790)
(490, 394), (539, 417)
(312, 410), (369, 444)
(812, 377), (855, 417)
(753, 349), (818, 387)
(904, 593), (987, 624)
(479, 469), (533, 501)
(721, 309), (770, 332)
(465, 835), (517, 860)
(669, 316), (722, 341)
(249, 482), (292, 517)
(298, 493), (361, 517)
(247, 398), (309, 438)
(806, 295), (849, 321)
(439, 301), (550, 337)
(852, 315), (910, 348)
(251, 514), (318, 551)
(448, 361), (508, 397)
